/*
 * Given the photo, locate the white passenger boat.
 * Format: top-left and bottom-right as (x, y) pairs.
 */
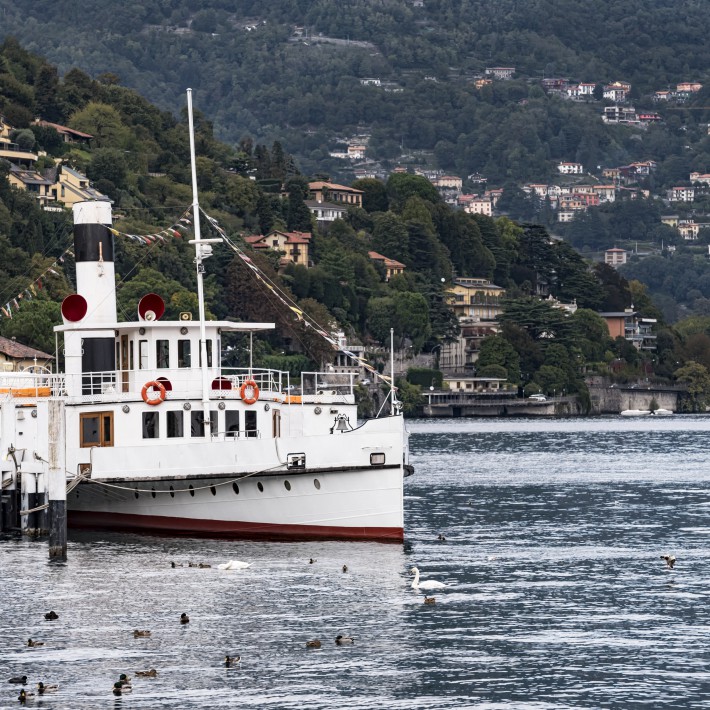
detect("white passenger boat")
(0, 92), (409, 542)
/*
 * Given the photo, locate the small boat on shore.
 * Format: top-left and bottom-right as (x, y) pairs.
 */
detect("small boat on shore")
(620, 409), (651, 417)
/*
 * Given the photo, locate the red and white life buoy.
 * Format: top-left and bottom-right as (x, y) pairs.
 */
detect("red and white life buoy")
(239, 379), (259, 405)
(141, 380), (166, 405)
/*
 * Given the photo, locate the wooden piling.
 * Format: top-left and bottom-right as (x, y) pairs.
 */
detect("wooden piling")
(47, 398), (66, 559)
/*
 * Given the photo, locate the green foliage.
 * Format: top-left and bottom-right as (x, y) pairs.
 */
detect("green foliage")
(394, 377), (424, 417)
(406, 367), (442, 388)
(476, 335), (520, 384)
(0, 298), (61, 354)
(675, 361), (710, 412)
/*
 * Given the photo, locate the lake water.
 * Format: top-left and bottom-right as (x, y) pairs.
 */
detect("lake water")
(2, 416), (710, 709)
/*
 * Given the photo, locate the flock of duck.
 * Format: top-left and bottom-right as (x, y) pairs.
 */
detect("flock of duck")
(7, 554), (451, 703)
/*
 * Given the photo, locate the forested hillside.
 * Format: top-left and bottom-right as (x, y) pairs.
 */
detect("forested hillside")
(2, 0), (710, 184)
(5, 38), (710, 409)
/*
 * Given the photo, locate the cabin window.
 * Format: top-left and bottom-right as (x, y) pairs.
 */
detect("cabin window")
(167, 410), (184, 438)
(178, 340), (191, 368)
(245, 410), (257, 438)
(190, 410), (217, 437)
(139, 340), (148, 369)
(198, 340), (213, 367)
(156, 340), (170, 369)
(80, 411), (114, 448)
(142, 411), (159, 439)
(225, 410), (240, 437)
(129, 341), (134, 370)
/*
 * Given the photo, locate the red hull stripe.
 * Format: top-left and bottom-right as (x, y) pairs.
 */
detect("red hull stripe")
(68, 510), (404, 543)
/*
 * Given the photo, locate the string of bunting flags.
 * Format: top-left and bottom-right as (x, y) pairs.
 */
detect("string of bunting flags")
(0, 246), (74, 321)
(199, 207), (393, 388)
(106, 207), (193, 245)
(0, 207), (192, 323)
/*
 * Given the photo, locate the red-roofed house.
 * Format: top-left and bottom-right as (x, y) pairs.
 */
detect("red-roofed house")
(0, 335), (54, 371)
(368, 251), (405, 281)
(33, 120), (93, 146)
(245, 230), (312, 268)
(308, 181), (363, 208)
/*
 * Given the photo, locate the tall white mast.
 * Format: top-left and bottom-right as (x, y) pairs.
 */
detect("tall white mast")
(187, 88), (211, 436)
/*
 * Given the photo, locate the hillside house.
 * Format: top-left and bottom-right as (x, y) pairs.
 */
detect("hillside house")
(676, 82), (702, 93)
(566, 83), (596, 99)
(462, 196), (492, 216)
(599, 310), (657, 351)
(557, 162), (584, 175)
(448, 278), (505, 321)
(0, 116), (38, 166)
(638, 113), (662, 124)
(439, 318), (500, 372)
(46, 165), (109, 207)
(309, 181), (363, 208)
(0, 336), (54, 372)
(604, 247), (627, 267)
(305, 199), (347, 225)
(8, 164), (53, 203)
(33, 120), (93, 146)
(485, 67), (515, 80)
(245, 230), (312, 268)
(368, 251), (405, 281)
(602, 106), (638, 124)
(347, 144), (366, 160)
(603, 82), (631, 102)
(593, 185), (617, 203)
(485, 188), (504, 206)
(690, 172), (710, 186)
(433, 175), (463, 190)
(668, 186), (695, 202)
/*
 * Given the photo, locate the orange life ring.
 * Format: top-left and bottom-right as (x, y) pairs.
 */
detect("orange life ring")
(141, 380), (166, 405)
(240, 379), (259, 405)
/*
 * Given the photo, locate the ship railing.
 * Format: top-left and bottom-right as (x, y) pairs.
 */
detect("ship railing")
(62, 367), (290, 403)
(299, 371), (355, 404)
(0, 371), (65, 398)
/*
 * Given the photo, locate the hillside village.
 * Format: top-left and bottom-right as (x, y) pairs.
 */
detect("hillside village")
(328, 72), (710, 250)
(3, 36), (710, 414)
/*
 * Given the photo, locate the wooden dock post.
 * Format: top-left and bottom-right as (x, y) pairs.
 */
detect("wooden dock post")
(47, 398), (66, 559)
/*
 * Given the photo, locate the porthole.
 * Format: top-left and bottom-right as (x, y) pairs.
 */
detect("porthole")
(151, 488), (156, 498)
(169, 486), (175, 498)
(314, 479), (321, 490)
(284, 480), (291, 491)
(134, 489), (139, 499)
(232, 483), (239, 495)
(257, 482), (264, 492)
(210, 485), (217, 496)
(189, 485), (195, 497)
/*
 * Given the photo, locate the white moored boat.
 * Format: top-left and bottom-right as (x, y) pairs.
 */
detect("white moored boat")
(0, 92), (409, 542)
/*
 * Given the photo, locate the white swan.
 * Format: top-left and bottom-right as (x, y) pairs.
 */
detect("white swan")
(217, 560), (252, 570)
(410, 566), (446, 590)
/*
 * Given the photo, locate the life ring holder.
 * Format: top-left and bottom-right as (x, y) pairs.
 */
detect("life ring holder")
(240, 379), (260, 405)
(141, 380), (166, 405)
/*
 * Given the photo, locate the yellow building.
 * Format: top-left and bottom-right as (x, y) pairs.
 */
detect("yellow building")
(0, 115), (38, 166)
(368, 251), (406, 281)
(0, 336), (54, 372)
(245, 230), (312, 268)
(448, 277), (505, 321)
(47, 165), (109, 207)
(8, 165), (53, 203)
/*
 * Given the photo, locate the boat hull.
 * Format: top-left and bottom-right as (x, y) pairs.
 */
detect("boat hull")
(67, 465), (405, 542)
(68, 511), (402, 541)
